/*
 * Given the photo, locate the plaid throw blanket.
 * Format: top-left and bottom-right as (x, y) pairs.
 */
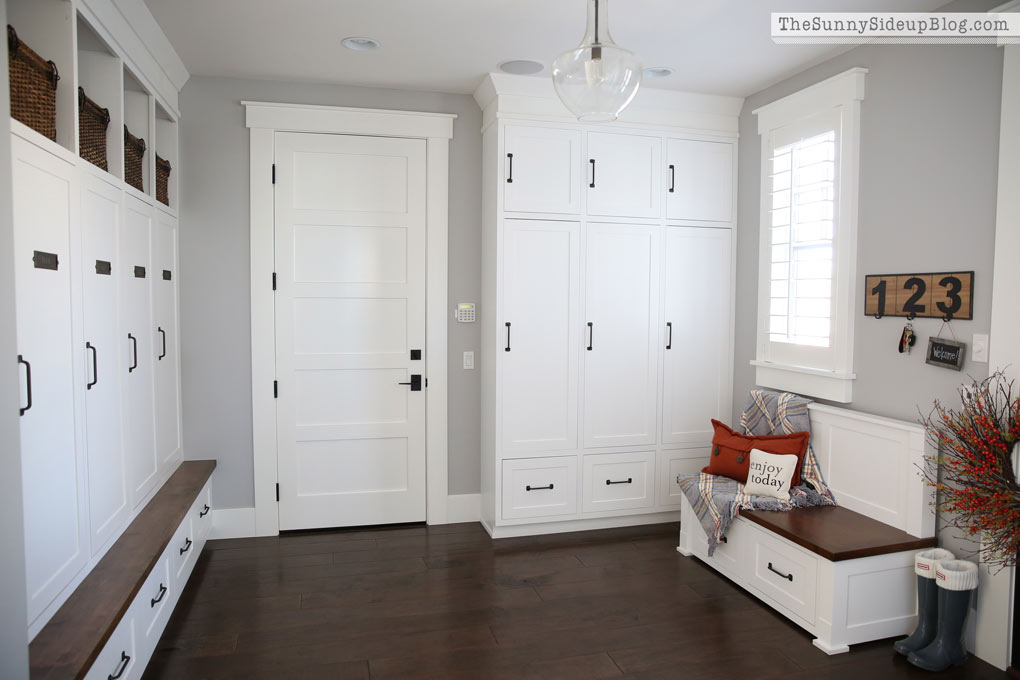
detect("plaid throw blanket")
(677, 390), (837, 555)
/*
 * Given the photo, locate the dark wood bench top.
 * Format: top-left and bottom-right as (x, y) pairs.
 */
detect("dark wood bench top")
(739, 505), (936, 562)
(30, 460), (216, 680)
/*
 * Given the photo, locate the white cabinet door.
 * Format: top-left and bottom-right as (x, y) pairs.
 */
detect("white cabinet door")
(661, 227), (732, 445)
(80, 174), (129, 555)
(586, 132), (661, 219)
(152, 210), (181, 474)
(503, 125), (582, 214)
(500, 220), (580, 454)
(121, 196), (158, 507)
(11, 136), (89, 625)
(666, 139), (734, 223)
(582, 223), (660, 448)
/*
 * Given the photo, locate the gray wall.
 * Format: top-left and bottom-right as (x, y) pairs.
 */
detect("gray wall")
(733, 43), (1003, 428)
(179, 76), (482, 509)
(0, 0), (31, 675)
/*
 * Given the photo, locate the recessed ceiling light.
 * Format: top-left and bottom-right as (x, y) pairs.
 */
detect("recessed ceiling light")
(643, 67), (675, 78)
(342, 36), (381, 51)
(498, 59), (544, 76)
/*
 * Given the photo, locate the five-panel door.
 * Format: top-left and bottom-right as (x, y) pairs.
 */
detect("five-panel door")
(500, 219), (581, 454)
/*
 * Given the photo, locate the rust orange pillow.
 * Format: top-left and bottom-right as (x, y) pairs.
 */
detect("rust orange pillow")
(702, 419), (810, 486)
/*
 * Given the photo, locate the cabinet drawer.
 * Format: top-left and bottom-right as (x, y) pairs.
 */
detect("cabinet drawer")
(170, 514), (197, 585)
(747, 527), (818, 624)
(130, 554), (171, 661)
(657, 448), (709, 508)
(709, 516), (749, 579)
(84, 616), (136, 680)
(501, 457), (577, 520)
(582, 451), (654, 513)
(191, 479), (213, 546)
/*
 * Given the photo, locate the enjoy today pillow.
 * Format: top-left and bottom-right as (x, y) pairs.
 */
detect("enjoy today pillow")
(701, 419), (810, 485)
(743, 449), (799, 501)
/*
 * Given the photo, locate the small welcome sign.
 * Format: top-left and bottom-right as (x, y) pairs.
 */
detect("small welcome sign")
(926, 338), (966, 371)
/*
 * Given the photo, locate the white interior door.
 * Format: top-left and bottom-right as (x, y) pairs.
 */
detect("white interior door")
(500, 219), (580, 453)
(12, 136), (88, 624)
(275, 132), (427, 531)
(80, 174), (129, 555)
(503, 125), (582, 214)
(121, 195), (157, 507)
(586, 132), (662, 219)
(153, 211), (182, 473)
(582, 223), (661, 448)
(661, 226), (732, 445)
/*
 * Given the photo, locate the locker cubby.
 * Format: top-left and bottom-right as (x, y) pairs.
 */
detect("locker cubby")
(154, 102), (178, 209)
(75, 13), (122, 178)
(6, 0), (76, 152)
(122, 65), (153, 196)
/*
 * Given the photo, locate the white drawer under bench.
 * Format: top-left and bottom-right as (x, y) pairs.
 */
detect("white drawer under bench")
(678, 501), (937, 654)
(31, 460), (215, 680)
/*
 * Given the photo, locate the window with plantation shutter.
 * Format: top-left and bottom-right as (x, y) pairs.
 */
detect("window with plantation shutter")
(752, 68), (866, 403)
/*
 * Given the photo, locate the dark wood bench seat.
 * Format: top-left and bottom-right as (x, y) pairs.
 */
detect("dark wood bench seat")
(739, 505), (937, 562)
(30, 460), (216, 680)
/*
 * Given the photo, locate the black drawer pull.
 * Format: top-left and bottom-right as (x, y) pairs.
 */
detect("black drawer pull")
(151, 583), (167, 607)
(666, 322), (672, 350)
(586, 322), (593, 351)
(87, 342), (98, 390)
(767, 562), (793, 582)
(17, 355), (31, 416)
(108, 651), (130, 680)
(505, 322), (511, 352)
(506, 153), (513, 183)
(589, 158), (596, 188)
(525, 484), (554, 491)
(669, 164), (675, 193)
(158, 327), (166, 360)
(200, 504), (210, 518)
(605, 478), (633, 485)
(128, 333), (138, 373)
(180, 537), (192, 555)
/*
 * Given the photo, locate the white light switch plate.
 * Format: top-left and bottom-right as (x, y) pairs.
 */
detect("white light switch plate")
(972, 334), (989, 362)
(463, 351), (475, 370)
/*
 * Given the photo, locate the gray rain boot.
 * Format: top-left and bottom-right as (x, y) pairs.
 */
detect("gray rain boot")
(908, 559), (978, 672)
(894, 548), (955, 656)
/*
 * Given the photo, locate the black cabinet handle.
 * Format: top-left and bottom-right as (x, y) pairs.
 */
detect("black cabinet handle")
(128, 333), (138, 373)
(180, 537), (192, 555)
(666, 322), (672, 350)
(525, 484), (554, 491)
(605, 478), (633, 485)
(589, 159), (596, 188)
(87, 342), (98, 390)
(200, 504), (210, 518)
(17, 355), (31, 416)
(767, 562), (793, 582)
(505, 322), (511, 352)
(150, 583), (167, 607)
(108, 651), (130, 680)
(669, 164), (675, 193)
(586, 322), (593, 351)
(158, 327), (166, 360)
(506, 153), (513, 183)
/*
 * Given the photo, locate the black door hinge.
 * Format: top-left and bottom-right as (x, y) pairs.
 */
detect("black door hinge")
(272, 272), (277, 290)
(272, 164), (276, 184)
(276, 483), (279, 502)
(273, 380), (278, 398)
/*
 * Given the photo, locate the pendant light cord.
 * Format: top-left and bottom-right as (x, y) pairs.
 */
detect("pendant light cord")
(594, 0), (600, 44)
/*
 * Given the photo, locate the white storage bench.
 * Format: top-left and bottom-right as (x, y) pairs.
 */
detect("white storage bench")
(677, 403), (937, 654)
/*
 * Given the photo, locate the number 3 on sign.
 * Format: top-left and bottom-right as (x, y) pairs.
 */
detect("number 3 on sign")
(864, 272), (973, 320)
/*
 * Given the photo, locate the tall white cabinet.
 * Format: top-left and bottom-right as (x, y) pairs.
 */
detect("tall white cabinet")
(475, 73), (741, 537)
(9, 0), (186, 640)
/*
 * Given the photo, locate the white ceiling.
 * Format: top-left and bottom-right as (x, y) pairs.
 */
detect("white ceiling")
(143, 0), (948, 98)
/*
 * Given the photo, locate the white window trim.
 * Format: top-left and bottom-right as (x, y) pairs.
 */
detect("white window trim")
(244, 101), (455, 536)
(751, 68), (866, 403)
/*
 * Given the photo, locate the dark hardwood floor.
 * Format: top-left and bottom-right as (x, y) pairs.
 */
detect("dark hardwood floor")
(145, 522), (1006, 679)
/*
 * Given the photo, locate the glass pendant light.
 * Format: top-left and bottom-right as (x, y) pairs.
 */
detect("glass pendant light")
(551, 0), (642, 123)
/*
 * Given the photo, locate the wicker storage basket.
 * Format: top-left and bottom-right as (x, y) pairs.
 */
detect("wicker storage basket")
(78, 87), (110, 170)
(124, 125), (146, 192)
(7, 25), (60, 141)
(155, 155), (172, 206)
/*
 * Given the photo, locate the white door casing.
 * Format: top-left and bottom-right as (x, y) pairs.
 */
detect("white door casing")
(274, 131), (427, 530)
(500, 219), (581, 454)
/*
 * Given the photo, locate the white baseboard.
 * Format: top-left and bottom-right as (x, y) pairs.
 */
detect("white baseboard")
(445, 493), (481, 523)
(210, 507), (257, 539)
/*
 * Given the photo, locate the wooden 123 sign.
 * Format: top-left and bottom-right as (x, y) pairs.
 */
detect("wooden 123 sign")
(864, 271), (973, 320)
